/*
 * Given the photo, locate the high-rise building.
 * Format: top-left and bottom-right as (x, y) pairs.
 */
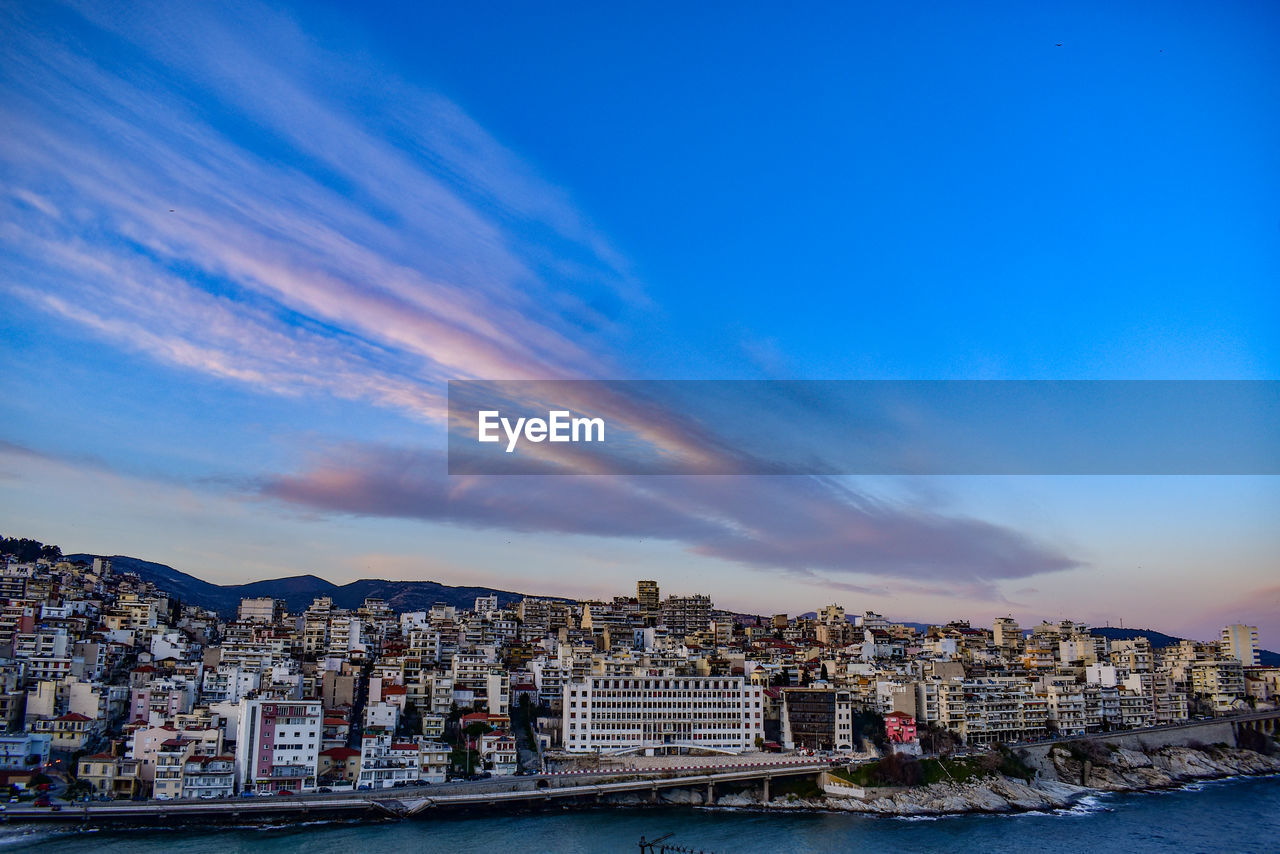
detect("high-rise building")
(993, 617), (1022, 655)
(1220, 624), (1260, 667)
(661, 594), (712, 637)
(235, 698), (323, 794)
(636, 580), (659, 613)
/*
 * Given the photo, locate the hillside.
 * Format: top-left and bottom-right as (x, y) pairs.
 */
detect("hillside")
(64, 553), (560, 617)
(1090, 626), (1187, 648)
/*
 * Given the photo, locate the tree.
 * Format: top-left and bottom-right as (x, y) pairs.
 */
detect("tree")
(464, 721), (493, 740)
(0, 537), (61, 563)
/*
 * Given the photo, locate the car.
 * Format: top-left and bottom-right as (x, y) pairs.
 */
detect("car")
(34, 797), (51, 808)
(239, 790), (257, 798)
(7, 797), (16, 803)
(357, 784), (372, 791)
(317, 787), (332, 793)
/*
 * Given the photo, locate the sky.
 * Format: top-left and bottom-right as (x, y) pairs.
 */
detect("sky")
(1, 1), (1277, 643)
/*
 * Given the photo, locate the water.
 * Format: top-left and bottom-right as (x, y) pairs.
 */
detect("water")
(5, 775), (1277, 854)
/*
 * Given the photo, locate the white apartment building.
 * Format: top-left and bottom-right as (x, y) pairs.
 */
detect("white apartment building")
(1221, 624), (1260, 667)
(562, 674), (764, 754)
(201, 665), (260, 704)
(181, 755), (236, 799)
(237, 597), (283, 623)
(937, 677), (1048, 745)
(356, 733), (419, 789)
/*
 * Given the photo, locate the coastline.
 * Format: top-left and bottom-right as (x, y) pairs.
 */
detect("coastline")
(703, 745), (1280, 818)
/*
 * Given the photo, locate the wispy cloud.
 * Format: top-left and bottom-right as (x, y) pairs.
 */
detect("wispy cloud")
(0, 1), (1082, 591)
(1, 0), (637, 422)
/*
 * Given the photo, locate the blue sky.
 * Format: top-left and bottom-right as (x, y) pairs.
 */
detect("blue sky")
(1, 1), (1277, 641)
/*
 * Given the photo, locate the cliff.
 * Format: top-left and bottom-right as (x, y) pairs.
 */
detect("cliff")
(721, 744), (1280, 817)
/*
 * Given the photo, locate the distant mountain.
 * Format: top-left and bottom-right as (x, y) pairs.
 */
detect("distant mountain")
(64, 553), (563, 617)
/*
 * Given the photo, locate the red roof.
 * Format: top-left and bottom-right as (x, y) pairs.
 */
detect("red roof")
(390, 743), (418, 751)
(323, 718), (349, 726)
(382, 685), (407, 695)
(58, 712), (92, 722)
(321, 747), (359, 759)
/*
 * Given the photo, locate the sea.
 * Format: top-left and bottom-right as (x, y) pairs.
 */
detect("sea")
(3, 774), (1276, 854)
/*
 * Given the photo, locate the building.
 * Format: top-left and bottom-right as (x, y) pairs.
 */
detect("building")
(417, 741), (451, 783)
(479, 731), (517, 775)
(1221, 625), (1260, 667)
(76, 753), (141, 799)
(181, 755), (235, 799)
(779, 687), (854, 751)
(1190, 659), (1246, 713)
(661, 594), (712, 638)
(993, 617), (1022, 656)
(30, 712), (95, 751)
(937, 678), (1048, 745)
(318, 746), (360, 784)
(77, 753), (120, 796)
(356, 733), (420, 789)
(637, 581), (660, 614)
(153, 738), (198, 799)
(0, 733), (51, 770)
(563, 674), (763, 754)
(884, 711), (918, 744)
(235, 698), (323, 794)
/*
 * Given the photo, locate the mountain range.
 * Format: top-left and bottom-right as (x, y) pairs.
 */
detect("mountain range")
(65, 554), (561, 618)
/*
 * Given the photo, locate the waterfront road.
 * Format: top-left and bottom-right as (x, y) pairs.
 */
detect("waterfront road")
(1, 760), (835, 824)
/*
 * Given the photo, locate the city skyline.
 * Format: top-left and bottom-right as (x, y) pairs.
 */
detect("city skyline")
(2, 1), (1278, 644)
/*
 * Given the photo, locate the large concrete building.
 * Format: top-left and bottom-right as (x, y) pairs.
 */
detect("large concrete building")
(563, 674), (763, 754)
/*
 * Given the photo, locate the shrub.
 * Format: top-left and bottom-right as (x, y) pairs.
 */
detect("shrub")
(1066, 740), (1110, 765)
(870, 753), (923, 787)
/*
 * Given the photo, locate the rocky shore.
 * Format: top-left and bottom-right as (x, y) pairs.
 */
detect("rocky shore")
(710, 744), (1280, 817)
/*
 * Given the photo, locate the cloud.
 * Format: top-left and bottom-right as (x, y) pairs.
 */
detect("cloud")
(0, 2), (1082, 593)
(1, 1), (637, 422)
(259, 443), (1080, 584)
